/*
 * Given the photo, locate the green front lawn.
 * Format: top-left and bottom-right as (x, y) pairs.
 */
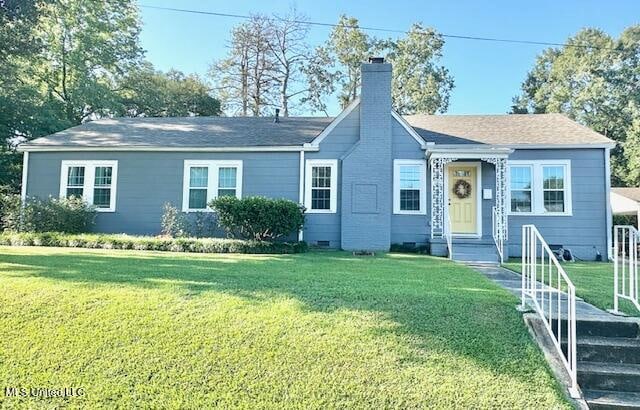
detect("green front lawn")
(504, 259), (639, 317)
(0, 247), (568, 408)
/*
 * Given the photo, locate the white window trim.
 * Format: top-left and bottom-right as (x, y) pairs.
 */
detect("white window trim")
(304, 159), (338, 214)
(507, 159), (573, 216)
(59, 160), (118, 212)
(182, 160), (243, 212)
(393, 159), (427, 215)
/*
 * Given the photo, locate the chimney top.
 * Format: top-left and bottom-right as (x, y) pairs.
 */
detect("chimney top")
(274, 108), (280, 123)
(368, 56), (384, 64)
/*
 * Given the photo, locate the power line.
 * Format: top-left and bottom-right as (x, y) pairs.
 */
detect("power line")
(139, 4), (622, 52)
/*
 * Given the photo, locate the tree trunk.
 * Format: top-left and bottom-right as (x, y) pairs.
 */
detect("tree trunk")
(280, 63), (290, 117)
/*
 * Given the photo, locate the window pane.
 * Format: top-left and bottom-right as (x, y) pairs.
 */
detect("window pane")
(399, 166), (420, 190)
(67, 166), (85, 186)
(311, 188), (331, 210)
(400, 189), (420, 211)
(218, 167), (237, 189)
(544, 191), (565, 212)
(93, 188), (111, 208)
(510, 166), (531, 190)
(543, 166), (564, 189)
(94, 167), (112, 187)
(312, 166), (331, 188)
(511, 191), (532, 213)
(218, 188), (236, 197)
(66, 187), (83, 198)
(189, 189), (207, 209)
(189, 167), (208, 188)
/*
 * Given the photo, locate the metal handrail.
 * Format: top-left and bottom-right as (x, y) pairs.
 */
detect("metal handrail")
(614, 225), (640, 314)
(521, 225), (579, 398)
(492, 206), (504, 264)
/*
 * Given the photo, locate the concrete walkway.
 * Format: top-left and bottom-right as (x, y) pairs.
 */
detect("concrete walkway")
(470, 264), (623, 320)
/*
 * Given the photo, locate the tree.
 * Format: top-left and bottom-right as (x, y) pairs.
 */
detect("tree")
(266, 9), (311, 117)
(385, 23), (454, 114)
(33, 0), (143, 124)
(118, 63), (221, 117)
(320, 15), (374, 108)
(305, 16), (453, 114)
(210, 15), (277, 116)
(0, 0), (144, 192)
(301, 46), (338, 116)
(512, 26), (640, 186)
(0, 0), (61, 191)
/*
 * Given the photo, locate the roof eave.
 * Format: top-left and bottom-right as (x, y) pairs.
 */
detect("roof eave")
(16, 144), (319, 153)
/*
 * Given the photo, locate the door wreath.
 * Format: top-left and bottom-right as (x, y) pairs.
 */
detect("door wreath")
(452, 179), (472, 199)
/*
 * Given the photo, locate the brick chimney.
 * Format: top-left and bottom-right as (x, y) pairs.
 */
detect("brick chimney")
(340, 58), (393, 251)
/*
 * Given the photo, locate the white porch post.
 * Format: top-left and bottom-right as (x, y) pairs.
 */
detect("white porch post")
(481, 157), (508, 241)
(430, 157), (456, 238)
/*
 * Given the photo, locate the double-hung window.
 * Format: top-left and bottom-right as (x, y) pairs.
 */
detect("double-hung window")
(59, 160), (118, 212)
(393, 160), (426, 214)
(182, 160), (243, 212)
(508, 160), (572, 216)
(509, 165), (533, 213)
(305, 159), (337, 213)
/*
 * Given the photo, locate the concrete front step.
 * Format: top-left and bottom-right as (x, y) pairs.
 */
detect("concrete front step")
(551, 318), (640, 338)
(452, 253), (500, 263)
(451, 241), (499, 263)
(578, 362), (640, 393)
(584, 389), (640, 410)
(574, 336), (640, 365)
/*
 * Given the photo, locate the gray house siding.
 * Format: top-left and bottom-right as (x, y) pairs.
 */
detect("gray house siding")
(26, 151), (300, 235)
(390, 120), (429, 245)
(303, 107), (360, 248)
(507, 148), (608, 260)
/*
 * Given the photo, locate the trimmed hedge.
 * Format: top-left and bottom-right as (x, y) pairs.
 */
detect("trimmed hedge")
(1, 194), (96, 233)
(0, 232), (308, 254)
(210, 196), (305, 241)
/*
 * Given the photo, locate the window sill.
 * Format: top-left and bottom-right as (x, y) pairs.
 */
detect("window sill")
(95, 208), (116, 213)
(182, 208), (215, 213)
(508, 212), (573, 217)
(306, 209), (336, 214)
(393, 210), (427, 215)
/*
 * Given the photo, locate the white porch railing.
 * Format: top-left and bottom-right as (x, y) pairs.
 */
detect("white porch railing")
(614, 225), (640, 313)
(521, 225), (579, 398)
(445, 213), (453, 260)
(492, 206), (504, 264)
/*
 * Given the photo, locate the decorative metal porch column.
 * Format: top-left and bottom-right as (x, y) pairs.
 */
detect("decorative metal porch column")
(430, 157), (457, 238)
(481, 157), (508, 241)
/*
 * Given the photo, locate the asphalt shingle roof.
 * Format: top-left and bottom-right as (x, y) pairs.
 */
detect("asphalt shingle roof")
(19, 116), (335, 148)
(612, 187), (640, 203)
(20, 112), (614, 150)
(403, 113), (614, 146)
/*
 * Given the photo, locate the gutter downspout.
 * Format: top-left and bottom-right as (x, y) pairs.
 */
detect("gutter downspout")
(298, 150), (305, 242)
(20, 151), (29, 203)
(605, 147), (613, 260)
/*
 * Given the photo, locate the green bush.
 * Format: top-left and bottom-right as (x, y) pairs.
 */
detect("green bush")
(1, 195), (96, 233)
(0, 191), (21, 231)
(0, 232), (308, 254)
(390, 243), (429, 254)
(210, 196), (305, 241)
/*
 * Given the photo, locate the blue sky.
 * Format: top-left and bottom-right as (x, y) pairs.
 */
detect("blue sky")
(139, 0), (640, 116)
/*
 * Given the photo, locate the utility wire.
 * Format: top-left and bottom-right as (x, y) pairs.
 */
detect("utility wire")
(139, 4), (623, 52)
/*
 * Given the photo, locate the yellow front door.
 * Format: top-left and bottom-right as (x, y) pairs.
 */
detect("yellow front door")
(448, 165), (477, 234)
